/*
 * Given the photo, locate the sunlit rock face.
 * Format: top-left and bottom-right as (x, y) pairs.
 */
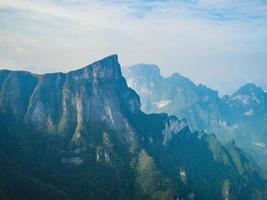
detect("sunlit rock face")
(0, 55), (141, 143)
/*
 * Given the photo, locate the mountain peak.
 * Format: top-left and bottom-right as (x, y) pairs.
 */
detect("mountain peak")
(90, 54), (118, 66)
(170, 72), (181, 77)
(231, 83), (265, 105)
(168, 72), (196, 88)
(123, 63), (161, 78)
(236, 83), (263, 94)
(70, 54), (122, 80)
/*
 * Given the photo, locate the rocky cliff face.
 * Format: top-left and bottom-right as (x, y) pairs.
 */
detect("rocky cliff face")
(0, 56), (267, 200)
(0, 55), (140, 143)
(123, 64), (224, 131)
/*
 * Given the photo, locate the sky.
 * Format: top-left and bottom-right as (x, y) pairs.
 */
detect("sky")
(0, 0), (267, 95)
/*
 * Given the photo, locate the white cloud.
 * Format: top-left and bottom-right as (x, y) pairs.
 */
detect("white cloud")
(0, 0), (267, 94)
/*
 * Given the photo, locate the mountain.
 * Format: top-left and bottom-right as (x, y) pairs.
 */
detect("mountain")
(123, 64), (226, 133)
(123, 64), (267, 169)
(0, 56), (267, 199)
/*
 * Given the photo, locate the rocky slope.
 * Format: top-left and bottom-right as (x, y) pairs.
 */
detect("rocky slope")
(123, 64), (267, 169)
(0, 56), (267, 199)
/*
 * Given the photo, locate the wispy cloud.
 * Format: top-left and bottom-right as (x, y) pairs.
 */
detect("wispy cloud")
(0, 0), (267, 94)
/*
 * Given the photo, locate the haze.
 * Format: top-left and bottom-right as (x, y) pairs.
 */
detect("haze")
(0, 0), (267, 95)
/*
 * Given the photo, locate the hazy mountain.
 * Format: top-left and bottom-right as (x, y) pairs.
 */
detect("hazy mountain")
(0, 56), (267, 199)
(123, 64), (267, 169)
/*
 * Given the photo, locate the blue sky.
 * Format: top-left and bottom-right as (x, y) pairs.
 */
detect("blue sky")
(0, 0), (267, 95)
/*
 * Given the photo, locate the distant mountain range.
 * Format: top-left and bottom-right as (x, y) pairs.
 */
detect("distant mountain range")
(123, 64), (267, 169)
(0, 56), (267, 200)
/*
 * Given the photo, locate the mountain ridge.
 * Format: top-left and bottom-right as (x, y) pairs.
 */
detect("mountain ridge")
(123, 63), (267, 169)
